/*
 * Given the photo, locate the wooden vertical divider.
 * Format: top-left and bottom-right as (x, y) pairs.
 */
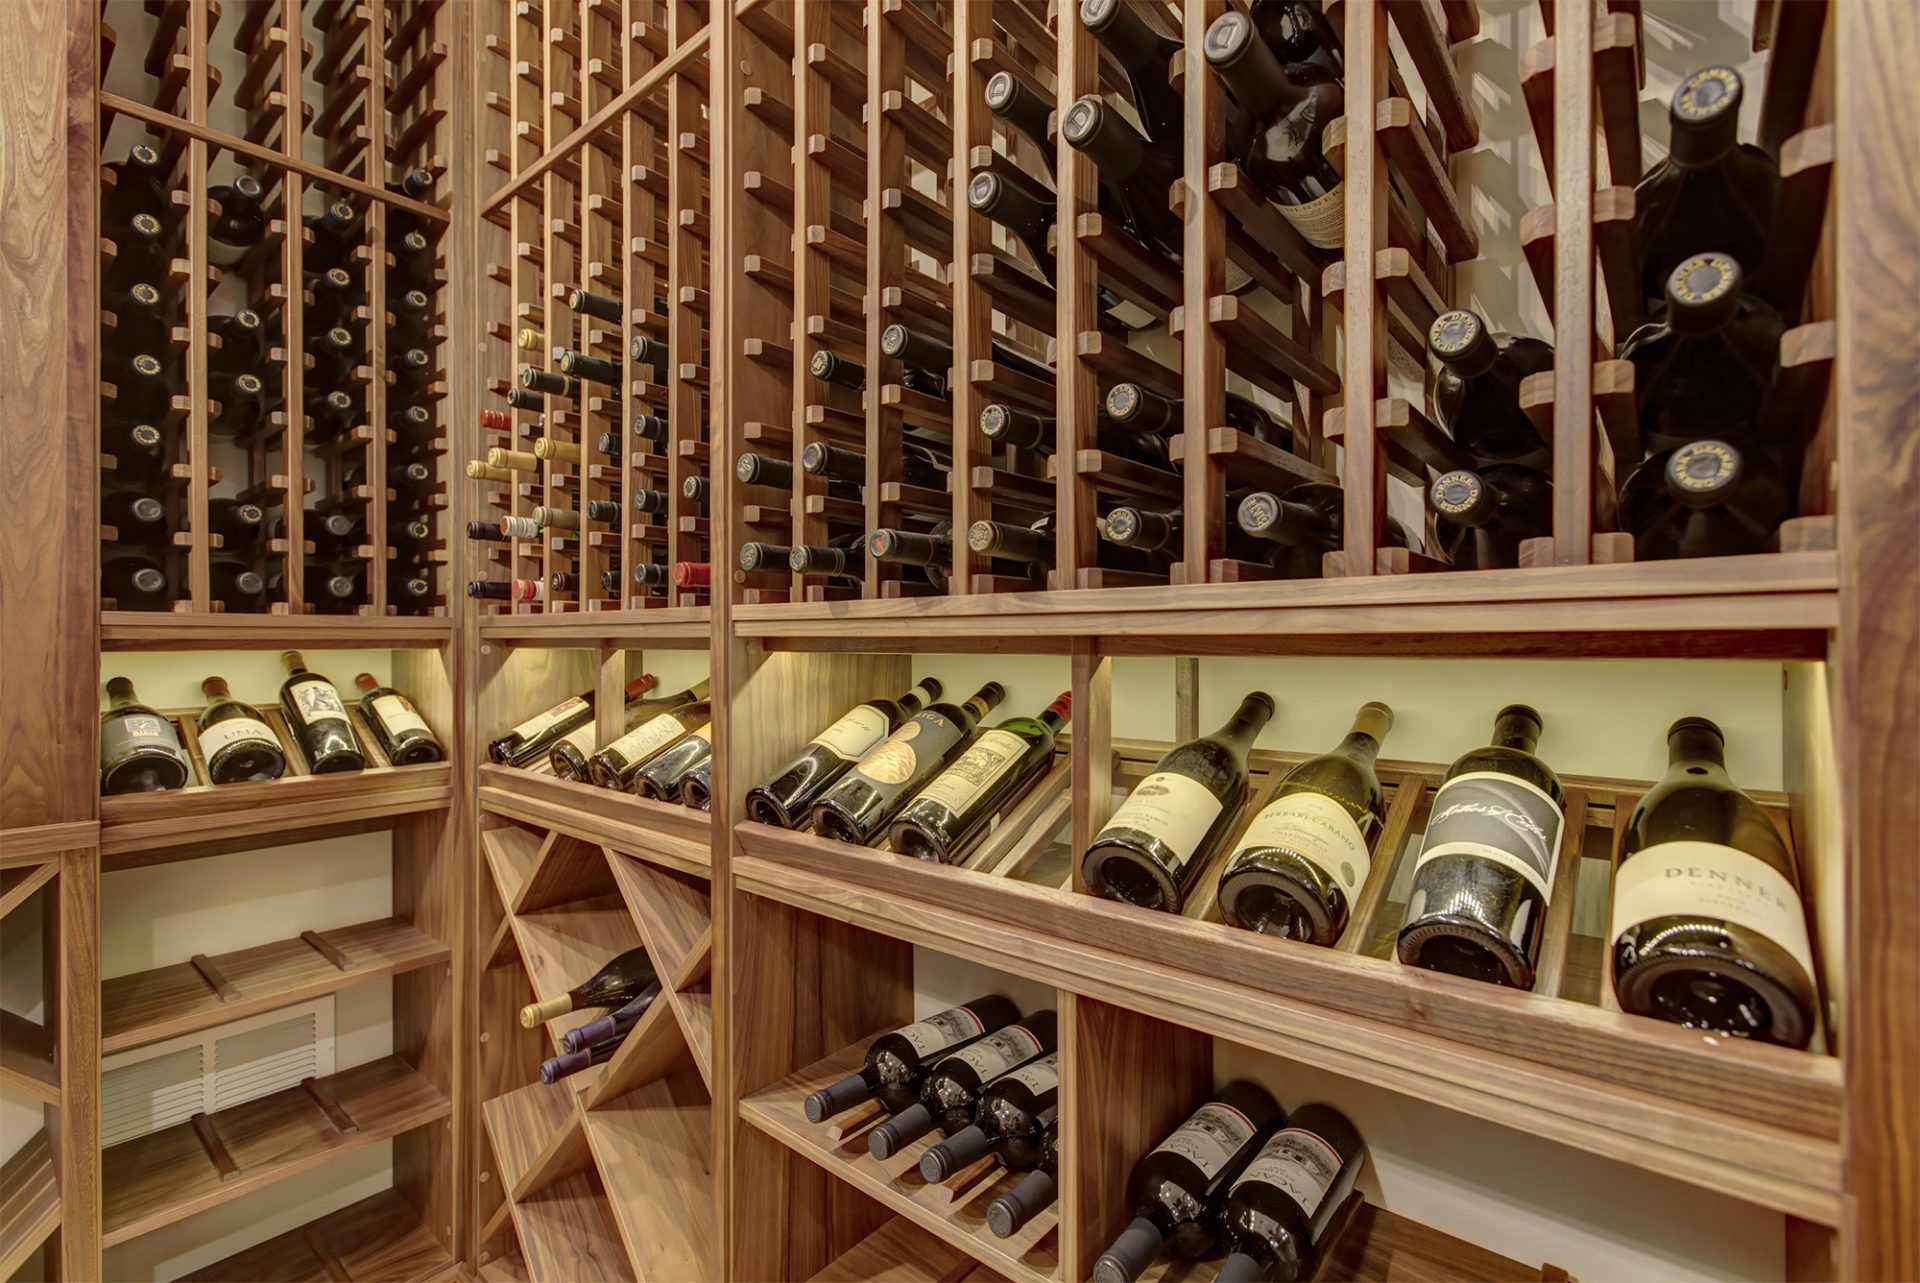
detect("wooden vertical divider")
(1054, 0), (1100, 589)
(862, 6), (903, 599)
(1551, 0), (1594, 566)
(280, 0), (307, 613)
(576, 0), (610, 610)
(1337, 0), (1389, 579)
(367, 6), (391, 615)
(949, 2), (988, 597)
(666, 0), (708, 607)
(184, 1), (211, 610)
(619, 0), (655, 607)
(789, 0), (837, 604)
(1183, 0), (1227, 582)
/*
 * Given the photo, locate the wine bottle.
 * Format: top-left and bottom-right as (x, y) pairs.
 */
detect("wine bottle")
(207, 371), (267, 437)
(881, 324), (1053, 394)
(1093, 1082), (1285, 1283)
(984, 68), (1058, 176)
(208, 308), (266, 373)
(100, 676), (191, 794)
(567, 285), (623, 324)
(520, 366), (581, 400)
(1214, 1104), (1366, 1283)
(1429, 467), (1554, 570)
(303, 198), (362, 272)
(968, 519), (1054, 574)
(210, 562), (267, 611)
(809, 349), (866, 391)
(306, 560), (366, 614)
(789, 540), (864, 581)
(1106, 384), (1287, 446)
(542, 676), (665, 777)
(278, 652), (367, 773)
(197, 676), (286, 783)
(587, 692), (712, 791)
(103, 421), (168, 485)
(671, 561), (711, 589)
(306, 325), (362, 387)
(803, 440), (946, 492)
(540, 1030), (630, 1084)
(1218, 702), (1393, 946)
(804, 994), (1023, 1122)
(305, 265), (361, 328)
(629, 333), (671, 378)
(1611, 718), (1817, 1048)
(468, 578), (544, 602)
(987, 1111), (1061, 1237)
(1617, 438), (1789, 559)
(681, 476), (711, 508)
(868, 524), (951, 592)
(739, 542), (793, 574)
(1397, 705), (1566, 989)
(1061, 97), (1183, 262)
(207, 174), (266, 266)
(1621, 253), (1784, 452)
(1236, 484), (1418, 580)
(867, 1011), (1059, 1159)
(353, 673), (443, 765)
(747, 680), (944, 828)
(107, 280), (172, 356)
(679, 760), (714, 811)
(920, 1052), (1060, 1182)
(889, 693), (1072, 865)
(104, 142), (171, 231)
(390, 570), (434, 610)
(519, 946), (657, 1027)
(1427, 311), (1555, 470)
(101, 554), (172, 609)
(810, 684), (1007, 846)
(104, 213), (171, 294)
(632, 412), (669, 445)
(560, 982), (664, 1055)
(1251, 0), (1343, 74)
(1083, 692), (1276, 913)
(628, 701), (714, 800)
(102, 492), (169, 546)
(490, 675), (660, 767)
(307, 388), (360, 442)
(1636, 67), (1776, 303)
(1080, 0), (1184, 149)
(1206, 10), (1345, 218)
(105, 351), (175, 425)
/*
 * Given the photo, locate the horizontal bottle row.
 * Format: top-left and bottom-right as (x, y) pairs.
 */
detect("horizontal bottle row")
(487, 675), (717, 801)
(99, 652), (443, 793)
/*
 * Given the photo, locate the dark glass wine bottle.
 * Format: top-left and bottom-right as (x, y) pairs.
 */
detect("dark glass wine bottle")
(1206, 11), (1345, 209)
(307, 388), (359, 442)
(810, 349), (865, 390)
(305, 266), (361, 329)
(104, 213), (171, 295)
(196, 676), (286, 783)
(1397, 705), (1565, 989)
(100, 676), (191, 794)
(559, 983), (664, 1055)
(568, 285), (623, 324)
(810, 684), (1007, 846)
(102, 492), (169, 546)
(278, 651), (367, 774)
(1106, 384), (1288, 446)
(1079, 0), (1184, 148)
(1218, 702), (1393, 946)
(1251, 0), (1343, 74)
(104, 142), (171, 231)
(1428, 466), (1554, 570)
(1093, 1081), (1285, 1283)
(889, 693), (1072, 865)
(587, 694), (710, 790)
(804, 994), (1023, 1122)
(207, 174), (266, 266)
(490, 682), (606, 765)
(867, 1011), (1059, 1159)
(920, 1052), (1060, 1183)
(789, 539), (864, 582)
(103, 421), (168, 485)
(543, 676), (663, 778)
(207, 371), (267, 437)
(1084, 693), (1275, 913)
(984, 68), (1058, 176)
(987, 1111), (1061, 1237)
(1621, 253), (1784, 452)
(540, 1030), (629, 1084)
(1235, 484), (1416, 579)
(1617, 438), (1789, 559)
(519, 945), (657, 1027)
(746, 680), (943, 828)
(305, 560), (365, 615)
(106, 351), (175, 425)
(1611, 718), (1817, 1048)
(968, 519), (1055, 575)
(101, 555), (172, 609)
(1635, 66), (1777, 302)
(868, 525), (952, 592)
(629, 333), (671, 378)
(1215, 1104), (1367, 1283)
(629, 702), (714, 801)
(210, 562), (267, 612)
(980, 403), (1168, 469)
(353, 673), (444, 765)
(307, 325), (361, 387)
(805, 439), (947, 492)
(1061, 97), (1184, 262)
(1427, 310), (1555, 469)
(208, 308), (265, 373)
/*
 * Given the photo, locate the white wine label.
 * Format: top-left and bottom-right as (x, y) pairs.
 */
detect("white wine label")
(1276, 182), (1345, 249)
(1414, 771), (1565, 897)
(1231, 791), (1372, 892)
(1234, 1128), (1342, 1216)
(372, 694), (430, 737)
(998, 1052), (1059, 1094)
(1101, 772), (1224, 871)
(855, 713), (957, 788)
(1152, 1102), (1256, 1180)
(911, 729), (1029, 816)
(1610, 840), (1817, 981)
(607, 714), (686, 766)
(513, 696), (587, 740)
(896, 1004), (987, 1056)
(556, 722), (598, 753)
(809, 705), (891, 760)
(288, 679), (348, 726)
(198, 715), (276, 758)
(943, 1025), (1042, 1081)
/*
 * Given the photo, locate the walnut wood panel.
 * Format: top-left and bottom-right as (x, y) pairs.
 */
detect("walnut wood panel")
(0, 1128), (60, 1281)
(176, 1187), (460, 1283)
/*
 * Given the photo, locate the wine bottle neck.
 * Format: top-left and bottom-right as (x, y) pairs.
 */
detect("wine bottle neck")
(1666, 721), (1728, 772)
(1490, 709), (1543, 754)
(1214, 695), (1277, 752)
(107, 676), (138, 709)
(1339, 703), (1393, 760)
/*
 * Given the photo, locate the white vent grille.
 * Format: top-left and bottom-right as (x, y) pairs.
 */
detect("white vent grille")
(102, 997), (335, 1147)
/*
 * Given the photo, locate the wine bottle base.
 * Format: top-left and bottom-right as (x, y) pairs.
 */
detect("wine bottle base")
(1613, 927), (1814, 1049)
(1397, 915), (1535, 990)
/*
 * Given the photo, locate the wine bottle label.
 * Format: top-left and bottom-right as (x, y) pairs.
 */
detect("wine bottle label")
(1276, 181), (1346, 249)
(372, 694), (431, 737)
(1151, 1102), (1256, 1180)
(1100, 772), (1224, 870)
(513, 696), (587, 740)
(896, 1004), (988, 1056)
(288, 679), (348, 725)
(682, 721), (712, 746)
(1610, 840), (1816, 980)
(942, 1025), (1043, 1080)
(199, 715), (276, 758)
(101, 714), (186, 764)
(911, 729), (1029, 816)
(807, 705), (892, 761)
(607, 713), (686, 767)
(1230, 791), (1371, 893)
(1234, 1128), (1342, 1216)
(1414, 771), (1564, 897)
(855, 713), (958, 787)
(997, 1052), (1059, 1093)
(556, 722), (598, 754)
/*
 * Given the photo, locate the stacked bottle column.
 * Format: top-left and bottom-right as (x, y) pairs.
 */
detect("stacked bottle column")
(96, 0), (451, 617)
(620, 4), (670, 607)
(663, 0), (713, 609)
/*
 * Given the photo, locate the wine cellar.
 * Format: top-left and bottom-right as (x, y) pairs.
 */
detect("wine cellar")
(1, 0), (1913, 1281)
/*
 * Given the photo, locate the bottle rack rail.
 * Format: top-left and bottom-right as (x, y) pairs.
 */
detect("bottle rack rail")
(96, 0), (453, 619)
(471, 0), (714, 614)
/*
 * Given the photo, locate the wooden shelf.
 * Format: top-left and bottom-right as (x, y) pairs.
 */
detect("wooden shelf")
(0, 1128), (60, 1280)
(101, 916), (451, 1054)
(99, 613), (455, 651)
(741, 1040), (1061, 1283)
(734, 818), (1843, 1225)
(483, 1080), (636, 1283)
(99, 762), (453, 862)
(729, 555), (1839, 656)
(101, 1054), (452, 1247)
(477, 606), (713, 646)
(606, 852), (712, 984)
(176, 1188), (460, 1283)
(583, 1064), (715, 1282)
(808, 1216), (1011, 1283)
(477, 763), (712, 877)
(0, 1009), (60, 1105)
